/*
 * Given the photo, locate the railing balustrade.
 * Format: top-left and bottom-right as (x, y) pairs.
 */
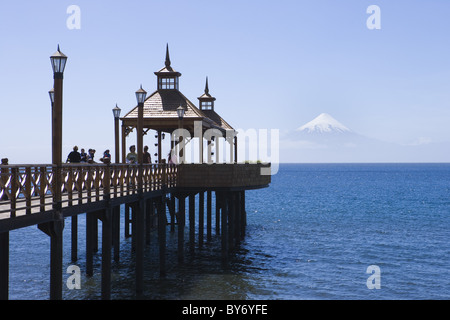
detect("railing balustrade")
(0, 163), (177, 218)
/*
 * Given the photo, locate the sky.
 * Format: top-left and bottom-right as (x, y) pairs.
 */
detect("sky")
(1, 0), (450, 164)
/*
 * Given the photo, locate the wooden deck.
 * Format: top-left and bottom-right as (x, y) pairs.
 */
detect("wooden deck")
(0, 162), (270, 300)
(0, 163), (269, 231)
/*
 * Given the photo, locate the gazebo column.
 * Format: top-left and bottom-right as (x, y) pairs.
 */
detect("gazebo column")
(215, 137), (220, 163)
(170, 132), (175, 162)
(234, 136), (238, 163)
(158, 130), (162, 164)
(121, 124), (127, 163)
(207, 139), (212, 164)
(228, 136), (234, 164)
(199, 134), (204, 164)
(226, 130), (237, 164)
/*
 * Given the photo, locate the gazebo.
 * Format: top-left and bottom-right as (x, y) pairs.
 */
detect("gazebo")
(120, 45), (237, 164)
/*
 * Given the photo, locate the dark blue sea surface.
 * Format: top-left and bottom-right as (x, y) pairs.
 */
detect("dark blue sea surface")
(7, 163), (450, 299)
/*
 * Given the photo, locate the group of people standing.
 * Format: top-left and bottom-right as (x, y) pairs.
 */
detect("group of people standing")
(66, 146), (111, 164)
(126, 145), (152, 164)
(66, 145), (154, 164)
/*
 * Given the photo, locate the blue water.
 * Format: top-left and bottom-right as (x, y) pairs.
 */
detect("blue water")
(7, 163), (450, 299)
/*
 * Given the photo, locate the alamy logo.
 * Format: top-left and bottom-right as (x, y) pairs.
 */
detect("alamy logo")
(366, 5), (381, 30)
(171, 121), (279, 175)
(67, 5), (81, 30)
(366, 265), (381, 289)
(66, 265), (81, 290)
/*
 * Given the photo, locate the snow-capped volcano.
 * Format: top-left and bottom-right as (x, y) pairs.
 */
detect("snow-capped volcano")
(297, 113), (351, 134)
(281, 112), (450, 163)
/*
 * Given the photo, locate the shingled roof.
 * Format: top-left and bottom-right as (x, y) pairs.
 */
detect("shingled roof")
(122, 45), (233, 132)
(123, 90), (202, 119)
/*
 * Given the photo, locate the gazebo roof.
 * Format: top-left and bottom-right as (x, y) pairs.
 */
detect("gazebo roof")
(122, 89), (233, 131)
(201, 109), (233, 131)
(123, 90), (202, 120)
(121, 46), (234, 132)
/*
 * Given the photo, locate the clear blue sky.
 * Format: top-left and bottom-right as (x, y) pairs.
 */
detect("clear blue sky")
(1, 0), (450, 163)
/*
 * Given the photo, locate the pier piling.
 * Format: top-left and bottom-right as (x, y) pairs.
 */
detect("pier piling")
(71, 215), (78, 261)
(199, 191), (204, 247)
(221, 192), (229, 262)
(157, 196), (166, 277)
(135, 199), (146, 295)
(113, 205), (120, 262)
(178, 195), (186, 263)
(189, 194), (195, 252)
(38, 215), (64, 300)
(100, 208), (112, 300)
(0, 232), (9, 300)
(207, 191), (212, 241)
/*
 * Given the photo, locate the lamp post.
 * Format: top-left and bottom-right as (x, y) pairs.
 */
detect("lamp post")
(134, 85), (147, 295)
(49, 45), (67, 208)
(135, 85), (147, 165)
(177, 105), (185, 163)
(50, 45), (67, 166)
(112, 104), (121, 163)
(47, 45), (67, 301)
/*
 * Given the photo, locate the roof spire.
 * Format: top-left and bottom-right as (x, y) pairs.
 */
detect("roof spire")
(204, 76), (209, 95)
(165, 43), (171, 68)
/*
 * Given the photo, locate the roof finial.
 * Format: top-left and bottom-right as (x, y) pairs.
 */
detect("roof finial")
(204, 76), (209, 95)
(165, 43), (171, 68)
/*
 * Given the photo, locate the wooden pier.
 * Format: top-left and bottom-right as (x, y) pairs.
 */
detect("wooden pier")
(0, 44), (272, 299)
(0, 162), (270, 299)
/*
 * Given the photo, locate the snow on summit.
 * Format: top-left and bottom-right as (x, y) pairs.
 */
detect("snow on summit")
(297, 113), (351, 134)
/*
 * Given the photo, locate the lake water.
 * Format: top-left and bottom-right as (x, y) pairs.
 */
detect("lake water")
(7, 163), (450, 300)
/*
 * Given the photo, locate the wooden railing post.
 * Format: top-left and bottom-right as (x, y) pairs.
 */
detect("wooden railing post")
(103, 164), (111, 201)
(67, 166), (73, 207)
(25, 167), (32, 215)
(86, 166), (92, 203)
(162, 163), (167, 188)
(10, 168), (17, 218)
(39, 166), (46, 212)
(0, 166), (9, 202)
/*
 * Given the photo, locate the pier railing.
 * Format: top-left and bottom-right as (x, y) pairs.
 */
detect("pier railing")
(0, 162), (270, 220)
(0, 163), (177, 219)
(177, 163), (271, 189)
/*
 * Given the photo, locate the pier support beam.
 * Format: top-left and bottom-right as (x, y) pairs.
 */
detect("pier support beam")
(189, 194), (195, 252)
(93, 217), (99, 253)
(157, 197), (166, 277)
(86, 212), (96, 277)
(241, 191), (246, 238)
(221, 192), (229, 263)
(131, 205), (136, 251)
(145, 199), (153, 246)
(199, 191), (204, 247)
(99, 209), (112, 300)
(0, 232), (9, 300)
(228, 192), (235, 251)
(135, 199), (146, 295)
(125, 203), (131, 238)
(112, 205), (120, 262)
(38, 215), (64, 300)
(215, 191), (221, 235)
(178, 195), (186, 263)
(71, 215), (78, 262)
(235, 192), (241, 245)
(207, 191), (212, 242)
(169, 195), (176, 233)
